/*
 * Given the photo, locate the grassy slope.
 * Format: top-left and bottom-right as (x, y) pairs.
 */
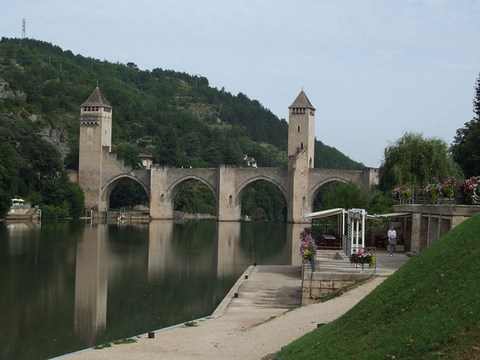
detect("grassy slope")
(278, 213), (480, 360)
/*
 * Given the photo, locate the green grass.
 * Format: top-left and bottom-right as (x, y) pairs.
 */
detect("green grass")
(93, 337), (136, 350)
(276, 213), (480, 359)
(184, 321), (198, 327)
(93, 342), (112, 350)
(112, 337), (137, 345)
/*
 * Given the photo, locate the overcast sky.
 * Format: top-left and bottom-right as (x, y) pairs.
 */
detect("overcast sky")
(2, 0), (480, 167)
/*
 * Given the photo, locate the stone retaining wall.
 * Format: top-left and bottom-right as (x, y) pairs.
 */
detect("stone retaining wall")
(301, 266), (371, 305)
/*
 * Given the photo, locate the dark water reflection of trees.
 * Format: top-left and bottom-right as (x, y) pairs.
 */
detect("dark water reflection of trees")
(0, 220), (298, 360)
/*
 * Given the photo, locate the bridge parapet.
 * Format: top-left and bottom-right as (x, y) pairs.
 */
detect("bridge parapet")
(308, 167), (377, 196)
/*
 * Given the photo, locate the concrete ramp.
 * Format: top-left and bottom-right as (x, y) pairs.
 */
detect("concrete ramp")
(212, 265), (302, 328)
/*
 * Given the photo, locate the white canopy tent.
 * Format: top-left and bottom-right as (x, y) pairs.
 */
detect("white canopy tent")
(366, 212), (411, 220)
(304, 208), (346, 220)
(304, 208), (347, 248)
(304, 208), (411, 256)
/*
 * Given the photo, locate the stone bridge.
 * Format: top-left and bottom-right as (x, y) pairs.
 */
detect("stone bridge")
(96, 162), (377, 222)
(78, 87), (378, 223)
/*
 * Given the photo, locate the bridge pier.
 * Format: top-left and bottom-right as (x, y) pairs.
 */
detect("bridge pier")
(217, 165), (242, 221)
(150, 166), (174, 220)
(287, 156), (312, 224)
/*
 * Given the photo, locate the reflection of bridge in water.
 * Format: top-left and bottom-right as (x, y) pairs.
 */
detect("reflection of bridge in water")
(76, 88), (378, 222)
(73, 221), (305, 346)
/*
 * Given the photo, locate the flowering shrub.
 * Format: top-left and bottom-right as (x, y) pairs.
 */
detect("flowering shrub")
(441, 176), (456, 198)
(392, 187), (412, 201)
(349, 248), (376, 269)
(392, 188), (401, 200)
(392, 175), (480, 204)
(421, 178), (441, 200)
(462, 176), (480, 204)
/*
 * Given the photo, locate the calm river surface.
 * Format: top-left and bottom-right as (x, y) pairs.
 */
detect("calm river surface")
(0, 220), (304, 360)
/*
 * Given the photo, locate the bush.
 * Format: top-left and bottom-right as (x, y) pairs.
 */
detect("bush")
(41, 203), (70, 219)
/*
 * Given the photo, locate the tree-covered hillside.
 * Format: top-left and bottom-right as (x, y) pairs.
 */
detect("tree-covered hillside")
(0, 37), (364, 219)
(0, 37), (363, 169)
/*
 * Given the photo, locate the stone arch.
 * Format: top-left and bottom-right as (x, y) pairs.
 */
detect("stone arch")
(235, 175), (288, 221)
(101, 173), (150, 208)
(167, 175), (218, 204)
(236, 175), (287, 206)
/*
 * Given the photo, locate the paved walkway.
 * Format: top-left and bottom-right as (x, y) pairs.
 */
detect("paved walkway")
(313, 249), (409, 276)
(59, 251), (410, 360)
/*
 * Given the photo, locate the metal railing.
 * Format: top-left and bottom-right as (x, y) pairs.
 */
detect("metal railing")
(394, 185), (475, 205)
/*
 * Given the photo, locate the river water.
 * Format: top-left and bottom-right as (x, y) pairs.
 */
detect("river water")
(0, 220), (304, 360)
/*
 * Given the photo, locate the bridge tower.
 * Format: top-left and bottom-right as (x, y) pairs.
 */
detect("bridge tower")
(287, 90), (316, 223)
(78, 87), (113, 210)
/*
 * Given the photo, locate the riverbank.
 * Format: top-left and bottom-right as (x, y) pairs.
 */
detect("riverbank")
(61, 254), (408, 359)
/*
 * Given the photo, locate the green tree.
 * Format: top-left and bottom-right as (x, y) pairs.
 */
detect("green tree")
(241, 181), (286, 221)
(174, 180), (216, 215)
(64, 182), (85, 218)
(365, 189), (395, 215)
(451, 119), (480, 177)
(474, 72), (480, 120)
(314, 140), (364, 170)
(110, 179), (149, 209)
(0, 138), (20, 217)
(155, 128), (180, 166)
(451, 72), (480, 177)
(181, 132), (201, 157)
(320, 182), (368, 210)
(379, 132), (462, 191)
(115, 142), (142, 169)
(19, 136), (65, 202)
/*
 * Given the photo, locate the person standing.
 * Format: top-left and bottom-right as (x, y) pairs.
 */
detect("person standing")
(387, 225), (397, 256)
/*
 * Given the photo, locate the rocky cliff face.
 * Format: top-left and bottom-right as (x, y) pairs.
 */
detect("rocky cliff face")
(38, 127), (70, 160)
(0, 79), (26, 101)
(0, 79), (71, 160)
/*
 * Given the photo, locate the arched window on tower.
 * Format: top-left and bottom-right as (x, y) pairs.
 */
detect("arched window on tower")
(297, 125), (300, 132)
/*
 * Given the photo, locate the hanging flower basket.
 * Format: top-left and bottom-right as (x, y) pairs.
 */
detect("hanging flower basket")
(303, 250), (313, 262)
(303, 252), (315, 271)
